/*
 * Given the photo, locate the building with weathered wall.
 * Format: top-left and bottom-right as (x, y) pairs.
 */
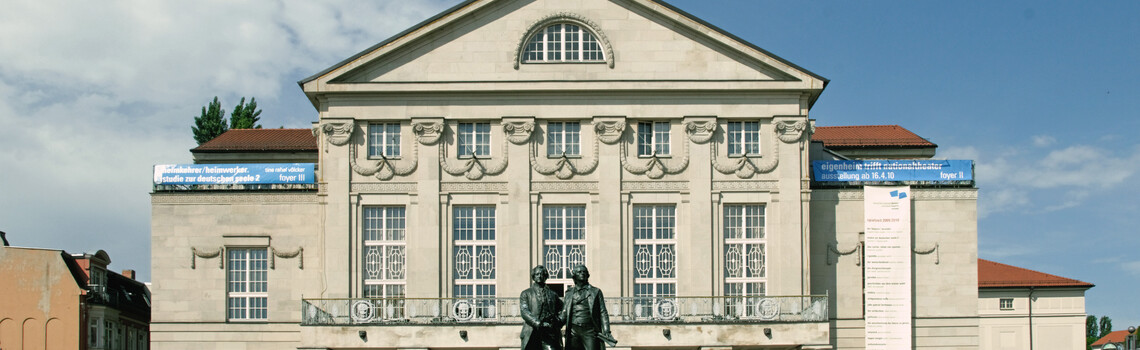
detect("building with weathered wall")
(0, 247), (150, 350)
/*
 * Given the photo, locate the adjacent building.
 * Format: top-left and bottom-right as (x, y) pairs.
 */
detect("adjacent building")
(977, 259), (1094, 350)
(0, 246), (150, 350)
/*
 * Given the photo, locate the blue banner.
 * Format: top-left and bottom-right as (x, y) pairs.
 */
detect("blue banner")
(153, 163), (315, 185)
(812, 160), (973, 182)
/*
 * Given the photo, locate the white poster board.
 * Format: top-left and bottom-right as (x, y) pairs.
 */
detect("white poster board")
(864, 186), (912, 350)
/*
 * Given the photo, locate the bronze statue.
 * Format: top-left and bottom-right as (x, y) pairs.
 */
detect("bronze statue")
(520, 265), (564, 350)
(560, 265), (615, 350)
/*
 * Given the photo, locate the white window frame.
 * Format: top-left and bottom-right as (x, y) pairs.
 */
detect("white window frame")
(633, 205), (677, 308)
(227, 247), (268, 321)
(453, 206), (497, 318)
(726, 121), (761, 156)
(999, 298), (1014, 310)
(542, 205), (587, 284)
(457, 122), (492, 158)
(723, 204), (767, 317)
(523, 23), (605, 63)
(363, 206), (407, 298)
(368, 123), (401, 158)
(546, 121), (582, 157)
(637, 121), (671, 157)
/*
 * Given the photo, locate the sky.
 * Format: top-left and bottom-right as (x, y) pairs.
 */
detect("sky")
(1, 0), (1137, 329)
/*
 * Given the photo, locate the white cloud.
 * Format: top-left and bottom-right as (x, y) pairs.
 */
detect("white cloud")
(1031, 135), (1055, 147)
(0, 0), (458, 281)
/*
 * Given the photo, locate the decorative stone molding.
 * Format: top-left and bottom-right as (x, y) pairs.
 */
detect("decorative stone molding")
(712, 180), (779, 192)
(440, 182), (509, 193)
(271, 247), (304, 269)
(440, 141), (509, 180)
(620, 137), (689, 179)
(913, 243), (939, 264)
(775, 118), (811, 144)
(712, 126), (779, 179)
(622, 181), (688, 192)
(684, 119), (717, 144)
(350, 139), (418, 181)
(411, 118), (444, 145)
(191, 246), (224, 269)
(514, 12), (615, 69)
(317, 120), (355, 147)
(592, 119), (626, 145)
(502, 118), (536, 145)
(350, 182), (417, 193)
(439, 123), (510, 180)
(531, 137), (599, 180)
(827, 242), (861, 266)
(532, 181), (598, 192)
(153, 193), (319, 204)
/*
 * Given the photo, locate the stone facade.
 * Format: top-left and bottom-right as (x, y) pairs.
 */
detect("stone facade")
(149, 0), (991, 349)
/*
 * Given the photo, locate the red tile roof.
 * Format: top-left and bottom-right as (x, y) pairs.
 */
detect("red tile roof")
(813, 125), (936, 147)
(1092, 330), (1130, 347)
(978, 259), (1094, 288)
(192, 129), (317, 152)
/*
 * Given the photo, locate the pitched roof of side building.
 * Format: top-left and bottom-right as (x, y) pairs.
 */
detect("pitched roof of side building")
(813, 125), (937, 148)
(191, 129), (317, 153)
(1091, 330), (1131, 347)
(977, 258), (1094, 288)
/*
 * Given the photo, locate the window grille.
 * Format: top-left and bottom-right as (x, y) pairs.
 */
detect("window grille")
(633, 205), (677, 317)
(454, 206), (497, 318)
(227, 247), (268, 321)
(458, 122), (491, 158)
(546, 122), (582, 157)
(727, 121), (761, 156)
(543, 205), (587, 283)
(363, 207), (406, 299)
(368, 123), (401, 158)
(637, 122), (671, 156)
(523, 23), (605, 63)
(723, 204), (767, 317)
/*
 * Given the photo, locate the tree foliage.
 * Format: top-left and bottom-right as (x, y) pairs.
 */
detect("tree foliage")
(1087, 314), (1116, 350)
(229, 97), (262, 129)
(1100, 316), (1113, 339)
(192, 96), (228, 145)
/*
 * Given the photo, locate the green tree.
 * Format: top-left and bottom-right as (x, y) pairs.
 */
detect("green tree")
(192, 96), (228, 145)
(229, 97), (262, 129)
(1099, 315), (1113, 339)
(1087, 315), (1099, 350)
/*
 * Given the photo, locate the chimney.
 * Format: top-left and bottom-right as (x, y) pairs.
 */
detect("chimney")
(121, 269), (136, 280)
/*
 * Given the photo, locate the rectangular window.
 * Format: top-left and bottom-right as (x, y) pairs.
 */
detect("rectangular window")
(727, 121), (761, 156)
(227, 247), (268, 321)
(543, 205), (587, 283)
(454, 206), (497, 318)
(999, 298), (1013, 310)
(633, 205), (677, 318)
(368, 123), (401, 158)
(546, 122), (581, 157)
(363, 206), (407, 319)
(723, 204), (767, 317)
(458, 122), (491, 158)
(637, 121), (671, 156)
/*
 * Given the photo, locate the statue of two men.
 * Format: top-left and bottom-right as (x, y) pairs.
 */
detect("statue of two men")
(520, 265), (615, 350)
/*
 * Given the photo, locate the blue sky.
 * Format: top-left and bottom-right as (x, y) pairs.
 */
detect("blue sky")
(1, 0), (1136, 328)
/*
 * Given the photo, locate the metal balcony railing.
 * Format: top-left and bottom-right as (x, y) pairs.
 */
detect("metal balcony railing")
(301, 295), (827, 326)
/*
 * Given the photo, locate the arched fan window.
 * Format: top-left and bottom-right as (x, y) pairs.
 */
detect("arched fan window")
(523, 23), (605, 63)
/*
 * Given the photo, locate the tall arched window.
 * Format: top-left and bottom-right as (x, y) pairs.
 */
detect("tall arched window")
(523, 23), (605, 63)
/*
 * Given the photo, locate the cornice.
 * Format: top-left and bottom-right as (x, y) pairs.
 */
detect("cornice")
(152, 193), (318, 204)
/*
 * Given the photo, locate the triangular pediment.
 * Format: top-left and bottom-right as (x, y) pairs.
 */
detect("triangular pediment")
(301, 0), (826, 101)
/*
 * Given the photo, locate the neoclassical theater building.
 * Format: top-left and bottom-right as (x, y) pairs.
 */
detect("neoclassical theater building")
(148, 0), (1022, 349)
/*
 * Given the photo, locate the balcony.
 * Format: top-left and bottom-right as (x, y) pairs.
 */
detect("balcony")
(301, 295), (827, 326)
